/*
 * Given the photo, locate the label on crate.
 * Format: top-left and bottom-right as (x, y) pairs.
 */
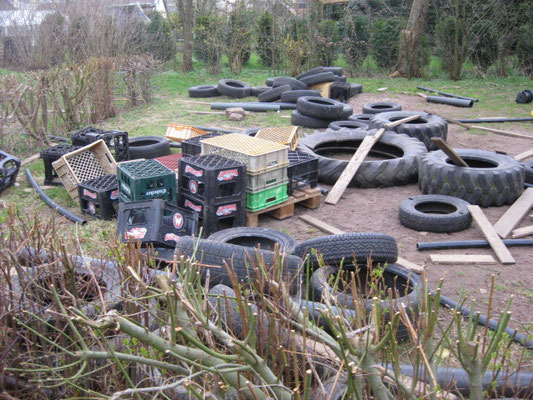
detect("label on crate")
(173, 212), (184, 229)
(217, 169), (239, 181)
(125, 227), (147, 240)
(184, 199), (202, 212)
(164, 233), (181, 242)
(189, 179), (198, 194)
(146, 188), (167, 197)
(121, 183), (131, 195)
(110, 190), (119, 200)
(88, 201), (96, 214)
(184, 165), (203, 177)
(83, 189), (97, 199)
(216, 204), (237, 216)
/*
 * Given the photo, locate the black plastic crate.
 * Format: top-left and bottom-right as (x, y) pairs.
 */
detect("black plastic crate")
(178, 154), (246, 203)
(178, 192), (245, 237)
(40, 144), (82, 185)
(70, 127), (129, 161)
(78, 174), (119, 220)
(287, 151), (318, 194)
(0, 150), (20, 194)
(181, 132), (223, 156)
(117, 199), (199, 248)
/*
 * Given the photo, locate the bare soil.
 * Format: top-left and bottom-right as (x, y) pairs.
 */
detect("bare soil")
(261, 92), (533, 333)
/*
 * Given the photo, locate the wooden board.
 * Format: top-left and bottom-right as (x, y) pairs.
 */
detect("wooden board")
(514, 148), (533, 161)
(430, 137), (469, 167)
(511, 225), (533, 238)
(299, 215), (345, 235)
(396, 257), (425, 273)
(429, 254), (496, 264)
(493, 188), (533, 238)
(467, 205), (515, 264)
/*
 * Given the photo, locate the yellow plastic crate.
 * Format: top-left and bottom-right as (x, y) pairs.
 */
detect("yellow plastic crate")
(165, 124), (207, 142)
(255, 126), (300, 151)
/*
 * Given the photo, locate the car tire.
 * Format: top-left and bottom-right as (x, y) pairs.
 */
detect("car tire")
(217, 79), (251, 98)
(251, 86), (270, 96)
(297, 97), (345, 120)
(348, 113), (374, 124)
(129, 136), (170, 159)
(362, 102), (402, 114)
(188, 85), (220, 98)
(523, 161), (533, 184)
(299, 72), (336, 86)
(257, 85), (292, 102)
(328, 120), (369, 130)
(272, 77), (308, 90)
(207, 227), (297, 254)
(291, 110), (330, 129)
(281, 90), (322, 104)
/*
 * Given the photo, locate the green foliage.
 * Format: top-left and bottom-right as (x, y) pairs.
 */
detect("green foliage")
(194, 15), (223, 73)
(423, 56), (444, 79)
(369, 17), (403, 70)
(143, 12), (176, 62)
(343, 5), (370, 71)
(516, 23), (533, 77)
(361, 54), (380, 75)
(225, 7), (253, 73)
(470, 21), (498, 71)
(315, 19), (340, 66)
(435, 16), (461, 79)
(256, 12), (280, 67)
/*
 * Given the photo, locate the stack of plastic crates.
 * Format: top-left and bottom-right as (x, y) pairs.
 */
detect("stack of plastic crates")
(117, 199), (198, 247)
(117, 159), (176, 203)
(70, 126), (129, 162)
(201, 134), (289, 212)
(178, 154), (246, 236)
(77, 174), (119, 220)
(40, 144), (81, 185)
(287, 151), (319, 195)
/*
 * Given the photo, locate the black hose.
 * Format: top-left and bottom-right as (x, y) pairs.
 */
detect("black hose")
(169, 142), (181, 148)
(456, 117), (533, 123)
(426, 95), (474, 108)
(417, 86), (479, 102)
(25, 169), (87, 224)
(417, 239), (533, 250)
(192, 126), (238, 133)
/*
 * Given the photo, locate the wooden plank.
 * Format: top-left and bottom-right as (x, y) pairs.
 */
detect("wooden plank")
(511, 225), (533, 238)
(429, 254), (496, 264)
(21, 153), (41, 166)
(467, 205), (515, 264)
(396, 257), (425, 273)
(514, 148), (533, 161)
(430, 137), (469, 167)
(493, 188), (533, 238)
(299, 215), (345, 235)
(325, 114), (422, 205)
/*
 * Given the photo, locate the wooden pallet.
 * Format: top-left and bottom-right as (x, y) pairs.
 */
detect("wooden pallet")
(245, 187), (321, 227)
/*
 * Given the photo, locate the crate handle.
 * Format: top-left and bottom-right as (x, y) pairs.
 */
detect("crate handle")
(265, 196), (277, 203)
(105, 154), (113, 164)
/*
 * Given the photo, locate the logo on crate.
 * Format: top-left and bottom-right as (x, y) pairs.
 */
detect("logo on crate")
(217, 169), (239, 181)
(88, 201), (96, 214)
(216, 204), (237, 216)
(121, 183), (131, 195)
(184, 165), (203, 177)
(146, 188), (167, 197)
(184, 199), (202, 212)
(173, 212), (184, 229)
(189, 179), (198, 194)
(164, 233), (181, 242)
(125, 227), (147, 240)
(110, 190), (119, 200)
(83, 189), (97, 199)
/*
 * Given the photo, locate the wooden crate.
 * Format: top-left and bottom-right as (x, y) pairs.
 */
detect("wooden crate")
(309, 82), (333, 98)
(52, 139), (117, 201)
(165, 124), (207, 142)
(255, 126), (299, 151)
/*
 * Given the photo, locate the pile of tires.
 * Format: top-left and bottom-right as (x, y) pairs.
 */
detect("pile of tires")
(292, 96), (353, 129)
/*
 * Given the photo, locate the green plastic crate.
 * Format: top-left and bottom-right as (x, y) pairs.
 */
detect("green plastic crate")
(118, 159), (176, 202)
(246, 183), (288, 212)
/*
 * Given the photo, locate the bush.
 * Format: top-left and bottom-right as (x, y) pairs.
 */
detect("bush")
(225, 8), (253, 73)
(470, 21), (498, 71)
(435, 16), (461, 79)
(315, 19), (340, 66)
(34, 13), (66, 68)
(256, 12), (280, 67)
(194, 15), (223, 73)
(516, 23), (533, 77)
(343, 11), (370, 71)
(143, 11), (176, 62)
(369, 17), (403, 70)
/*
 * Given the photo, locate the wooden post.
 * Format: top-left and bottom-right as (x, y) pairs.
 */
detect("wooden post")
(430, 137), (469, 167)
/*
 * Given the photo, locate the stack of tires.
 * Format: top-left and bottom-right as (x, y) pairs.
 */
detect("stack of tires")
(291, 97), (353, 129)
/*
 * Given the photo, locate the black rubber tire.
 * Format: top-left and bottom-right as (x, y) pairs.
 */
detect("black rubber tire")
(348, 113), (373, 124)
(297, 67), (326, 80)
(217, 79), (251, 98)
(272, 77), (308, 90)
(362, 102), (402, 114)
(297, 97), (345, 119)
(298, 129), (427, 187)
(188, 85), (220, 98)
(350, 83), (363, 96)
(339, 104), (353, 119)
(242, 128), (260, 137)
(523, 161), (533, 184)
(293, 232), (398, 267)
(399, 195), (472, 233)
(257, 85), (292, 102)
(129, 136), (170, 159)
(280, 90), (322, 104)
(418, 149), (525, 207)
(291, 110), (330, 129)
(251, 86), (270, 96)
(369, 111), (448, 151)
(328, 120), (368, 130)
(310, 264), (421, 341)
(207, 227), (297, 254)
(324, 66), (343, 76)
(174, 237), (302, 292)
(299, 72), (336, 86)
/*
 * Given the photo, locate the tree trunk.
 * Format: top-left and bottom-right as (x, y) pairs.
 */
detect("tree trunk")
(178, 0), (194, 72)
(390, 0), (431, 78)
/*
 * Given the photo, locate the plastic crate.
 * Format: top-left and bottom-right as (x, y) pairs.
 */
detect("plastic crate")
(117, 159), (176, 202)
(246, 166), (288, 193)
(246, 183), (288, 212)
(71, 127), (129, 162)
(178, 192), (245, 237)
(255, 126), (299, 151)
(77, 174), (119, 220)
(117, 199), (199, 248)
(287, 151), (318, 194)
(178, 154), (246, 203)
(40, 144), (82, 185)
(165, 124), (208, 142)
(0, 150), (20, 194)
(154, 153), (183, 174)
(181, 132), (223, 156)
(52, 140), (117, 201)
(201, 133), (289, 175)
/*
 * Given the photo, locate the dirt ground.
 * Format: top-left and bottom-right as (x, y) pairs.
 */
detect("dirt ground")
(260, 92), (533, 333)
